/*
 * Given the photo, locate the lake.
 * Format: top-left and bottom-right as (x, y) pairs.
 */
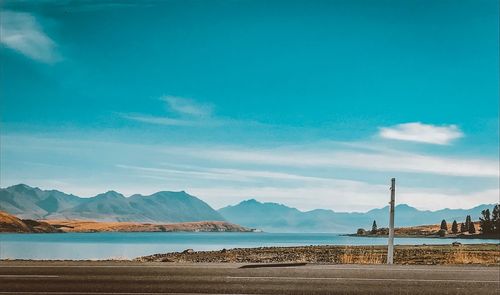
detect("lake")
(0, 232), (494, 260)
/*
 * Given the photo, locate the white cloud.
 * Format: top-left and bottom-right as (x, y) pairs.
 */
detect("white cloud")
(397, 188), (500, 211)
(173, 146), (499, 178)
(3, 134), (498, 211)
(161, 95), (212, 117)
(121, 114), (196, 126)
(188, 185), (499, 212)
(0, 11), (59, 63)
(123, 96), (214, 126)
(379, 122), (464, 145)
(116, 163), (336, 183)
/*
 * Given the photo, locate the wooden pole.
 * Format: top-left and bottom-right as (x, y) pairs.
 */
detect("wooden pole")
(387, 178), (395, 264)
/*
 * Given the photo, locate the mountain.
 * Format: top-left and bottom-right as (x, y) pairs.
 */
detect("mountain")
(1, 184), (494, 232)
(0, 184), (224, 223)
(128, 191), (224, 222)
(0, 184), (84, 219)
(218, 199), (302, 231)
(218, 199), (496, 233)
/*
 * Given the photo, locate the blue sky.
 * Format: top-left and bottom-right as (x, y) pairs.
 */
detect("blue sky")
(1, 0), (498, 211)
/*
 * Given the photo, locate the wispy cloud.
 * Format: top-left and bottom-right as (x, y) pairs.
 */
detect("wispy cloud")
(172, 145), (499, 178)
(116, 163), (333, 183)
(0, 10), (59, 63)
(189, 185), (499, 212)
(123, 96), (214, 126)
(4, 0), (156, 11)
(3, 134), (498, 211)
(161, 95), (213, 117)
(379, 122), (463, 145)
(121, 114), (197, 126)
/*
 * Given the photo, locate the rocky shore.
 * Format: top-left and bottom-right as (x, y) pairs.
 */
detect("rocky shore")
(136, 244), (500, 265)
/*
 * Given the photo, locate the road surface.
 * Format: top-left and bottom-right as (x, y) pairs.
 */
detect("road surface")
(0, 261), (498, 294)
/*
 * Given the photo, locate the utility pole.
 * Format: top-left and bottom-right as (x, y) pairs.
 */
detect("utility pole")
(387, 178), (395, 264)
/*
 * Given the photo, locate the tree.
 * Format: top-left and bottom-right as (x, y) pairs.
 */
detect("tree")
(468, 222), (476, 234)
(371, 220), (378, 234)
(460, 222), (466, 233)
(479, 209), (493, 234)
(357, 228), (366, 235)
(465, 215), (472, 232)
(440, 219), (448, 231)
(492, 204), (500, 234)
(451, 220), (458, 234)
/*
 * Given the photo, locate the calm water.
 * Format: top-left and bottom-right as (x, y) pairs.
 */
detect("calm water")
(0, 232), (494, 260)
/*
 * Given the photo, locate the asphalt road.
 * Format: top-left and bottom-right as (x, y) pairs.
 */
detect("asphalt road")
(0, 261), (498, 295)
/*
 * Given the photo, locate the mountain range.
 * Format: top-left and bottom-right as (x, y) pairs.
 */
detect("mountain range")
(0, 184), (495, 232)
(0, 184), (224, 222)
(219, 199), (495, 233)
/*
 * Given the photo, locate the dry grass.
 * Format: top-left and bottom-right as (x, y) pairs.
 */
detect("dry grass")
(338, 248), (385, 264)
(445, 249), (499, 265)
(0, 211), (31, 232)
(394, 221), (481, 236)
(43, 219), (250, 233)
(138, 244), (500, 265)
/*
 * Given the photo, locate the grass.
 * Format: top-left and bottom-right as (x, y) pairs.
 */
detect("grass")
(338, 246), (500, 265)
(339, 250), (385, 264)
(137, 244), (500, 265)
(445, 249), (499, 264)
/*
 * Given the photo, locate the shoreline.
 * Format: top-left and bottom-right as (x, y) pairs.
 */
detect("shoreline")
(135, 244), (500, 265)
(2, 244), (499, 265)
(343, 233), (500, 240)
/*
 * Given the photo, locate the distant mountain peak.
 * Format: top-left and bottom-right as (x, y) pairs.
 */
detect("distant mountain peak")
(241, 198), (260, 204)
(239, 199), (291, 208)
(149, 191), (193, 199)
(9, 183), (31, 189)
(96, 191), (124, 198)
(395, 204), (418, 210)
(8, 183), (37, 191)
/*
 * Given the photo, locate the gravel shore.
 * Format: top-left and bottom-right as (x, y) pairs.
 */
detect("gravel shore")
(136, 244), (500, 265)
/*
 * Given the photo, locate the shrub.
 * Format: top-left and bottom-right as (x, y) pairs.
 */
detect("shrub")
(356, 228), (366, 235)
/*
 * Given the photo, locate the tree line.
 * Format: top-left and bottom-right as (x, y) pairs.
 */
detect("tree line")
(365, 204), (500, 236)
(439, 204), (500, 235)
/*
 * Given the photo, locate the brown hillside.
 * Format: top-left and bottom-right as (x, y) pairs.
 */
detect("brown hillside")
(0, 211), (61, 233)
(0, 210), (252, 233)
(44, 219), (252, 233)
(0, 211), (31, 232)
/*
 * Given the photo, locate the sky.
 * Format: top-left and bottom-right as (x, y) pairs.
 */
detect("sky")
(0, 0), (498, 212)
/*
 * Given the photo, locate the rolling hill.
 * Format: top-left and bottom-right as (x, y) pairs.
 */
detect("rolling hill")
(0, 211), (60, 233)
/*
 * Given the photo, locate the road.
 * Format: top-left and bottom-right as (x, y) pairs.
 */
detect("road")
(0, 261), (498, 295)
